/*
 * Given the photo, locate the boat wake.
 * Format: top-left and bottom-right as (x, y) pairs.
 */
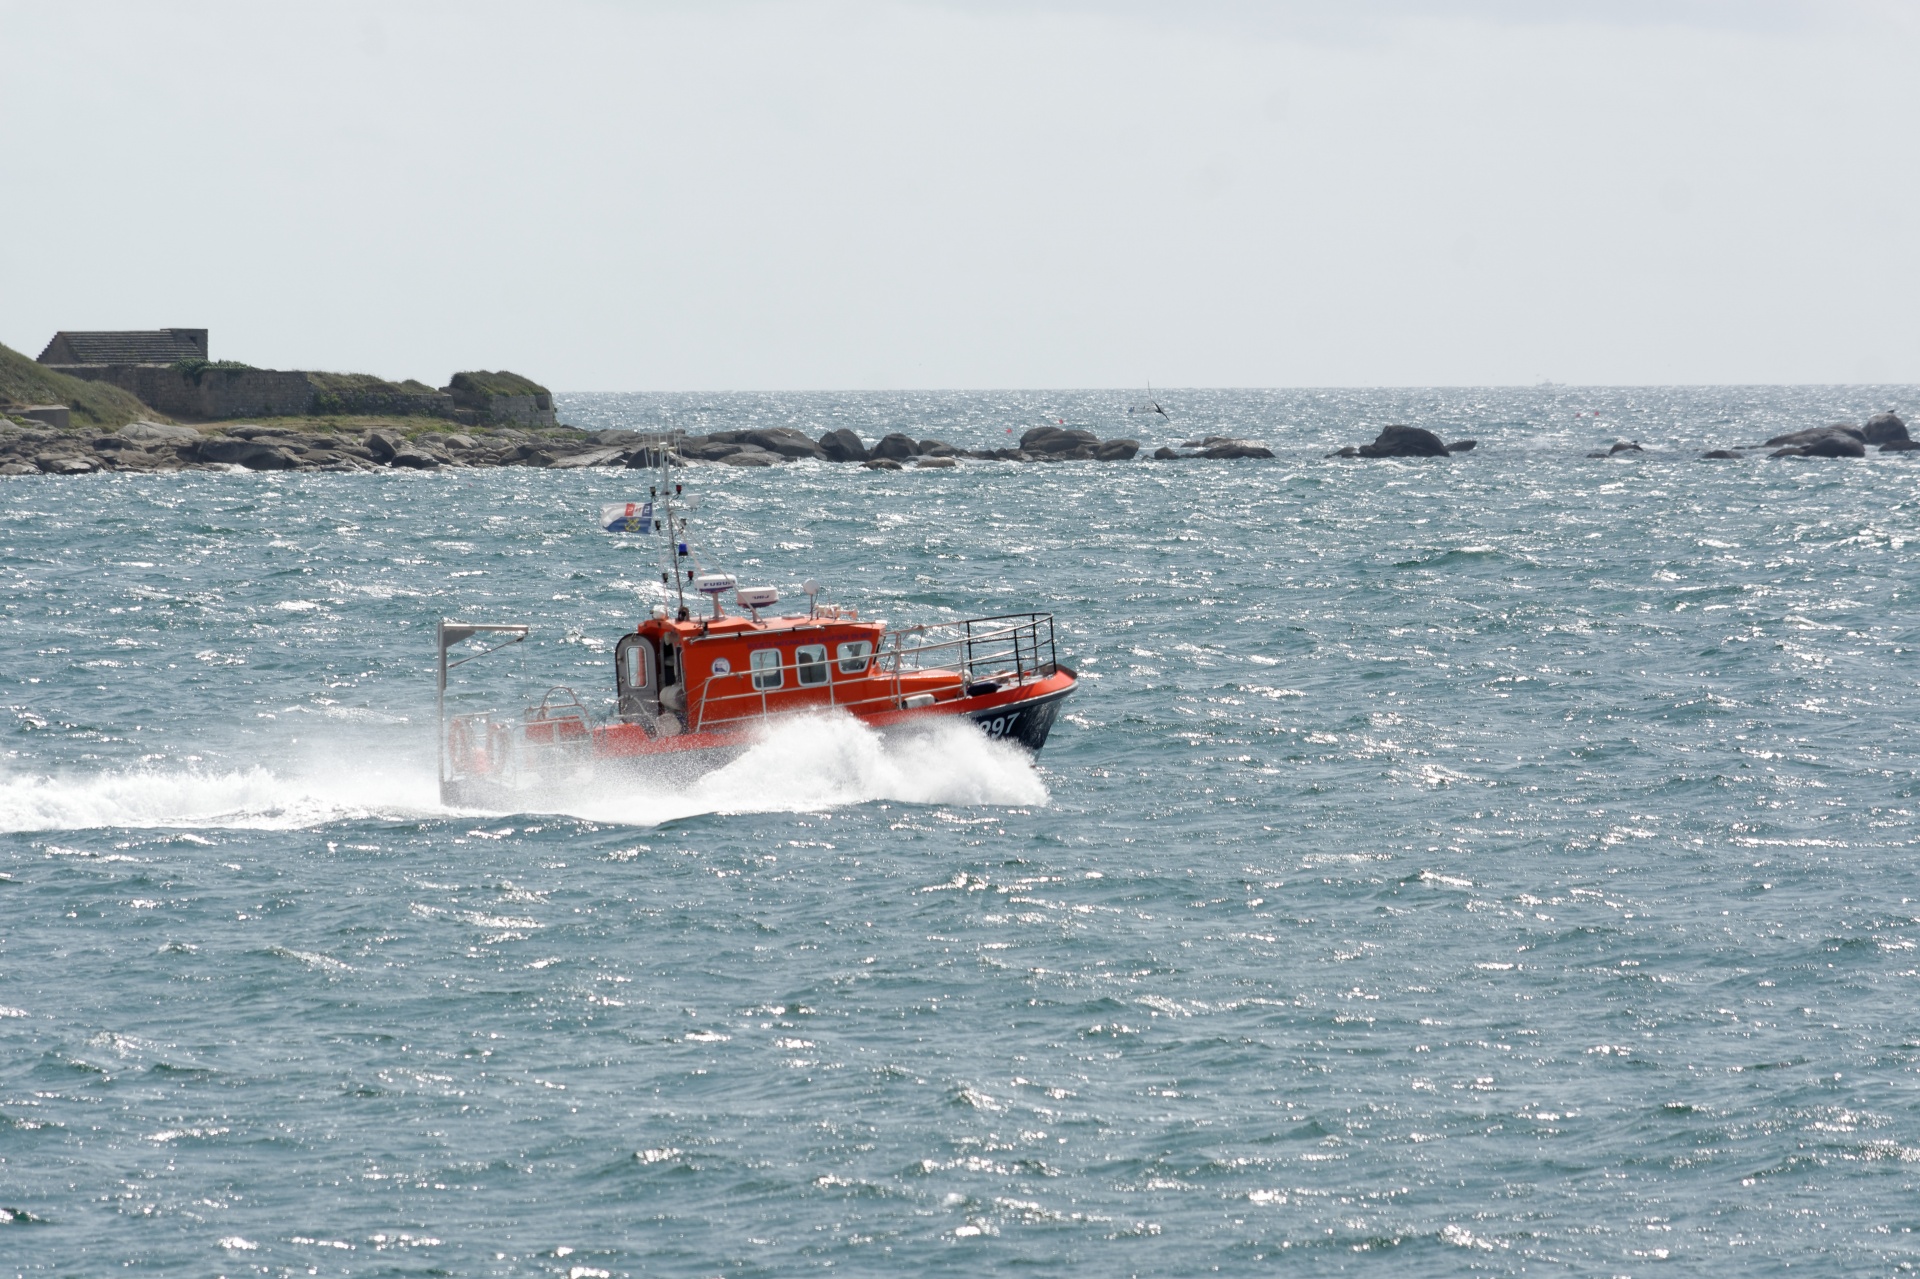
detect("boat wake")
(551, 712), (1051, 825)
(0, 714), (1047, 833)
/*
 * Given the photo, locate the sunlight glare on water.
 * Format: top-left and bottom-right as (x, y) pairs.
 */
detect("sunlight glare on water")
(3, 385), (1920, 1274)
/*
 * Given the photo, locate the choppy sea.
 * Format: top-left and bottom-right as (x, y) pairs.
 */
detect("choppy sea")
(5, 385), (1920, 1275)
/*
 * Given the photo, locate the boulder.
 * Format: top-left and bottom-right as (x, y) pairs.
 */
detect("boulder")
(916, 456), (957, 468)
(1020, 425), (1100, 454)
(1771, 434), (1866, 459)
(1879, 439), (1920, 452)
(548, 447), (628, 469)
(0, 461), (36, 476)
(1356, 425), (1447, 458)
(505, 444), (554, 466)
(364, 431), (404, 462)
(744, 428), (827, 460)
(1702, 450), (1742, 460)
(1327, 446), (1360, 459)
(1863, 412), (1909, 444)
(36, 455), (95, 474)
(1764, 426), (1865, 448)
(862, 458), (903, 470)
(118, 420), (202, 445)
(1095, 438), (1139, 460)
(719, 448), (778, 466)
(388, 447), (443, 469)
(1200, 441), (1275, 459)
(818, 428), (868, 462)
(871, 433), (921, 461)
(1609, 441), (1644, 454)
(1444, 439), (1477, 453)
(1152, 446), (1180, 460)
(194, 437), (300, 470)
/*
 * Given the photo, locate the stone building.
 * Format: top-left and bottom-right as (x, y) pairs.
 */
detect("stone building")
(37, 329), (557, 426)
(38, 329), (208, 365)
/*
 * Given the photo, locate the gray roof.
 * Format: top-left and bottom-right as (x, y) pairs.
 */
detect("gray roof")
(39, 329), (208, 365)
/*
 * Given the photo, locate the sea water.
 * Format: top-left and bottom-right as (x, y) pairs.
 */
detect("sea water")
(3, 386), (1920, 1274)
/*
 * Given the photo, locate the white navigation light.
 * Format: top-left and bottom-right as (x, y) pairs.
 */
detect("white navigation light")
(735, 587), (779, 610)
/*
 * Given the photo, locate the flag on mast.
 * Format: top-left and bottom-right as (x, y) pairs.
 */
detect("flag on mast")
(600, 502), (653, 533)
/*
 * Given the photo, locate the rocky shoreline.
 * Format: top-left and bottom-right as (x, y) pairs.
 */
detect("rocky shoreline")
(1325, 415), (1912, 461)
(5, 412), (1910, 476)
(0, 421), (1188, 476)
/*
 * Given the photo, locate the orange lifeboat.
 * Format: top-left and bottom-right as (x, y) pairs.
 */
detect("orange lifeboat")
(436, 451), (1076, 806)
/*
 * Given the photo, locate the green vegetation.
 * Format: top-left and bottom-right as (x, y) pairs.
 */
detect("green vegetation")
(0, 341), (162, 429)
(306, 371), (449, 416)
(170, 358), (255, 384)
(448, 370), (549, 404)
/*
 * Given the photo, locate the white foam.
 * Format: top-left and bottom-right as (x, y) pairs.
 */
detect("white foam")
(0, 713), (1046, 833)
(0, 757), (439, 833)
(512, 712), (1049, 824)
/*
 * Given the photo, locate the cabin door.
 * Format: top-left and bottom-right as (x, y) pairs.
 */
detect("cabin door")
(614, 633), (656, 720)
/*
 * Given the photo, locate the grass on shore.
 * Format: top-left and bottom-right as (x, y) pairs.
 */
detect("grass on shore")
(0, 341), (164, 430)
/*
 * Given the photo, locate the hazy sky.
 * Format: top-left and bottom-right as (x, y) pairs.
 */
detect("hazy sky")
(3, 0), (1916, 390)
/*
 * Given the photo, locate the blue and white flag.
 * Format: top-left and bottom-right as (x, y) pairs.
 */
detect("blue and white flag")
(600, 502), (653, 534)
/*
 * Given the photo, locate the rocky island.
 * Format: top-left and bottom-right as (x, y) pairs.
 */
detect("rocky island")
(1, 332), (1194, 475)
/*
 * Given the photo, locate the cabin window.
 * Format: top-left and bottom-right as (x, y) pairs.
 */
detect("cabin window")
(836, 640), (872, 674)
(614, 633), (655, 720)
(795, 644), (829, 686)
(750, 648), (783, 690)
(622, 641), (651, 692)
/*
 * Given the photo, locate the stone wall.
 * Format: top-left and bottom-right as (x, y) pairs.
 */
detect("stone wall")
(48, 366), (483, 422)
(479, 393), (556, 428)
(51, 365), (317, 419)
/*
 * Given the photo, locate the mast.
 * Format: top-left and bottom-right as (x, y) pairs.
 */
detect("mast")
(652, 430), (707, 619)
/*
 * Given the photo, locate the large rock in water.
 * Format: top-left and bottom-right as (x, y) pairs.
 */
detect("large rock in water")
(1020, 425), (1100, 454)
(1765, 425), (1865, 448)
(1095, 438), (1139, 460)
(818, 428), (868, 462)
(871, 433), (920, 460)
(742, 428), (827, 460)
(388, 446), (444, 469)
(1356, 425), (1448, 458)
(195, 437), (300, 470)
(1199, 440), (1274, 459)
(1772, 433), (1866, 459)
(1863, 412), (1909, 444)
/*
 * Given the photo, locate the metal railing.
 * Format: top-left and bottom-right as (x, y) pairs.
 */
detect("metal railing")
(691, 612), (1058, 731)
(444, 687), (594, 794)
